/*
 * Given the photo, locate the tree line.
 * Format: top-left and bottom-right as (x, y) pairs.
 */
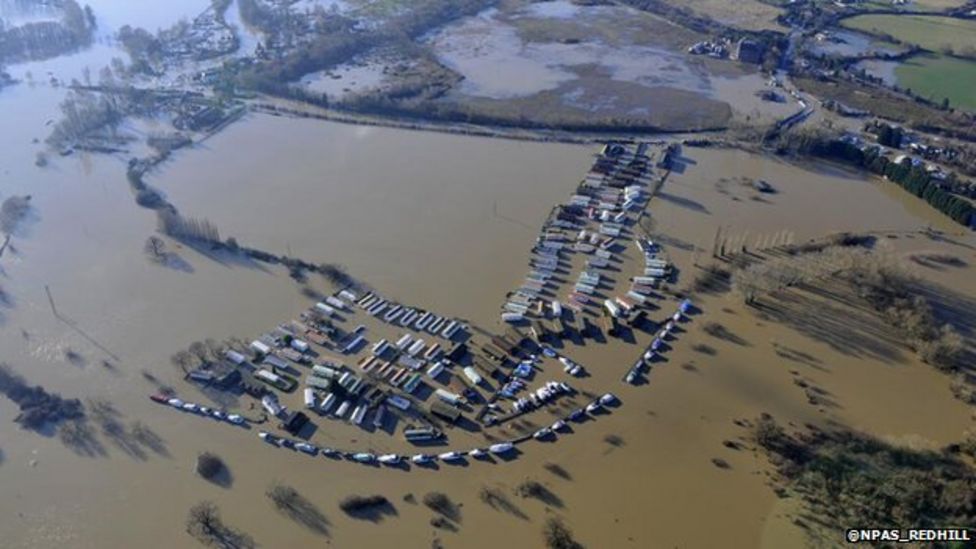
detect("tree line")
(773, 129), (975, 228)
(0, 0), (94, 63)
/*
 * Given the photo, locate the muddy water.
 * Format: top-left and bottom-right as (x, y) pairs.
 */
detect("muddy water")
(1, 14), (975, 544)
(1, 113), (973, 549)
(150, 114), (594, 327)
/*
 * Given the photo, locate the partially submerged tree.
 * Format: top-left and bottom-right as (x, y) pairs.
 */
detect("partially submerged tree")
(196, 452), (226, 481)
(0, 195), (31, 235)
(186, 501), (254, 548)
(543, 518), (584, 549)
(144, 236), (168, 263)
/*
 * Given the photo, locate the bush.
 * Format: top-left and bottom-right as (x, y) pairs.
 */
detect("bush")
(754, 419), (976, 536)
(422, 492), (459, 521)
(339, 494), (389, 514)
(543, 518), (584, 549)
(0, 195), (31, 234)
(196, 452), (225, 480)
(917, 325), (965, 372)
(135, 188), (165, 209)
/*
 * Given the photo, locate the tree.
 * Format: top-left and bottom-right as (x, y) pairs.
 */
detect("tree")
(170, 350), (194, 373)
(543, 518), (584, 549)
(186, 501), (254, 548)
(144, 236), (167, 263)
(0, 195), (31, 234)
(196, 452), (226, 481)
(188, 341), (210, 364)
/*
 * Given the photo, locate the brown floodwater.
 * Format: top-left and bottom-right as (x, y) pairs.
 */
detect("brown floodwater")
(1, 22), (974, 547)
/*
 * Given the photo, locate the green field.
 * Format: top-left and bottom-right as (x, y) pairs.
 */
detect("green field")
(842, 14), (976, 54)
(895, 53), (976, 111)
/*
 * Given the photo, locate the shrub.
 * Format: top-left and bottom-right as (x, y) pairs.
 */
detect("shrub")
(422, 492), (459, 521)
(196, 452), (225, 480)
(543, 518), (584, 549)
(339, 495), (388, 514)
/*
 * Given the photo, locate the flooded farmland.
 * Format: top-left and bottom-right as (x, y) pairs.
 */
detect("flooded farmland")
(2, 2), (976, 547)
(421, 1), (796, 129)
(2, 98), (974, 547)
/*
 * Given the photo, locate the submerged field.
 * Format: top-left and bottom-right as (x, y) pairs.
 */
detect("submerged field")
(416, 0), (795, 130)
(2, 99), (974, 546)
(1, 2), (975, 546)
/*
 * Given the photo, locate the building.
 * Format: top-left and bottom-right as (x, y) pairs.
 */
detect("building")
(282, 411), (310, 435)
(734, 38), (765, 64)
(430, 401), (462, 423)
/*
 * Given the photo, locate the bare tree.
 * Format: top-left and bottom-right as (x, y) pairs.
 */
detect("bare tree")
(170, 350), (194, 373)
(186, 501), (254, 548)
(144, 236), (167, 263)
(188, 341), (210, 365)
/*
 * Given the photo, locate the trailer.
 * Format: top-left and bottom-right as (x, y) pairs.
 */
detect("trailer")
(325, 295), (347, 311)
(462, 366), (483, 386)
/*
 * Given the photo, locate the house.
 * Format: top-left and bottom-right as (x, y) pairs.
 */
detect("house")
(734, 38), (765, 64)
(250, 340), (272, 356)
(282, 411), (309, 435)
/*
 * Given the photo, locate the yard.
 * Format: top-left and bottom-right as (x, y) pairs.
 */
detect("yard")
(842, 14), (976, 54)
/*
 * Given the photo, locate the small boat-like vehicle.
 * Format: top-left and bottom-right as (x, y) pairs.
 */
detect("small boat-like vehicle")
(378, 454), (401, 465)
(351, 452), (376, 463)
(600, 393), (618, 406)
(551, 420), (567, 431)
(438, 451), (462, 461)
(259, 431), (278, 444)
(411, 454), (433, 464)
(226, 414), (244, 425)
(469, 448), (487, 459)
(533, 428), (552, 440)
(489, 443), (514, 454)
(295, 442), (318, 455)
(585, 401), (602, 413)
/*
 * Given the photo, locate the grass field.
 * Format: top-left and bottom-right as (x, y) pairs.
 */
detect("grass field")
(858, 0), (967, 10)
(667, 0), (785, 31)
(895, 53), (976, 111)
(842, 14), (976, 54)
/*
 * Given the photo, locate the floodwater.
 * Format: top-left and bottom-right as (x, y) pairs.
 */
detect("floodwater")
(1, 5), (975, 549)
(225, 0), (264, 58)
(425, 6), (710, 99)
(854, 58), (900, 86)
(806, 29), (904, 57)
(2, 108), (974, 548)
(82, 0), (209, 34)
(422, 2), (795, 124)
(297, 58), (391, 98)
